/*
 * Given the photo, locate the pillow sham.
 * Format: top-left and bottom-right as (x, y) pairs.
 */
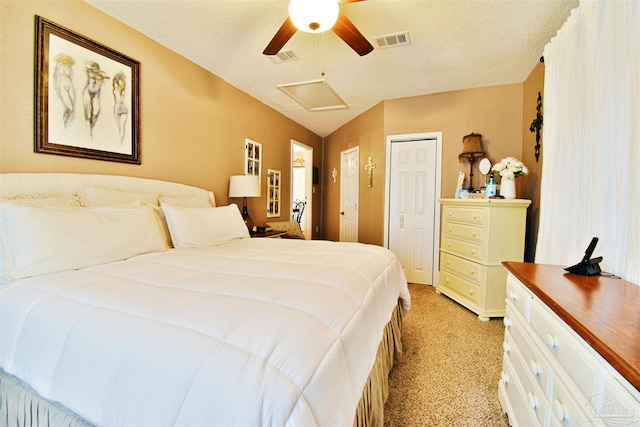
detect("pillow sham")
(161, 204), (249, 248)
(0, 204), (166, 281)
(80, 186), (158, 207)
(3, 192), (83, 207)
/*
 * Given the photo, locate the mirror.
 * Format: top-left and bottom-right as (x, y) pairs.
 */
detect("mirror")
(478, 158), (491, 175)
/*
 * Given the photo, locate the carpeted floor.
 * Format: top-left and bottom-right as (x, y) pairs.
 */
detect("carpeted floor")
(384, 283), (510, 426)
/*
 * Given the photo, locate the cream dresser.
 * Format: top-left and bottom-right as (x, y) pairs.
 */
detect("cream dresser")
(500, 262), (640, 427)
(437, 198), (530, 321)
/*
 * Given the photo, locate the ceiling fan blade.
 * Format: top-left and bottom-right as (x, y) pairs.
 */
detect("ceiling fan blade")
(263, 17), (297, 55)
(332, 12), (373, 56)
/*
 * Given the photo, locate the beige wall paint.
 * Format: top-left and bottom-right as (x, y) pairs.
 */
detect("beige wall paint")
(322, 103), (385, 244)
(323, 84), (524, 246)
(0, 0), (323, 235)
(522, 61), (545, 261)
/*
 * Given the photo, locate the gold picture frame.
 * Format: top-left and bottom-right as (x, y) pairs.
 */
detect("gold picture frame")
(34, 16), (141, 164)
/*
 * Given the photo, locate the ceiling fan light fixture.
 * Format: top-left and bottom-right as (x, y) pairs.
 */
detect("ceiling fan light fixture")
(288, 0), (339, 33)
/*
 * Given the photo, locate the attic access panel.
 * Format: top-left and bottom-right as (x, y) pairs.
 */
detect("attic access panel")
(277, 79), (349, 111)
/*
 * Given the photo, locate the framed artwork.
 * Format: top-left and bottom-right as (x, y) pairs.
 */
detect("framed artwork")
(34, 16), (141, 164)
(267, 169), (281, 218)
(244, 139), (262, 178)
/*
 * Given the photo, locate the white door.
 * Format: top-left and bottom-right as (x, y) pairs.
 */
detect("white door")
(340, 147), (359, 242)
(387, 138), (438, 284)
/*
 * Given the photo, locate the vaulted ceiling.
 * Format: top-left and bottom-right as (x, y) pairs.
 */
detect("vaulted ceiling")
(85, 0), (578, 137)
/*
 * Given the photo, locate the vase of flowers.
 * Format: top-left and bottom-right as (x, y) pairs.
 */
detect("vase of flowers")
(492, 157), (528, 199)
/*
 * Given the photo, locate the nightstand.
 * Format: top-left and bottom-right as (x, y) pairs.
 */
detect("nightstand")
(250, 230), (286, 238)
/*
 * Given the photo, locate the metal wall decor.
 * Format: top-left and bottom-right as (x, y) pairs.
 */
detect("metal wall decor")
(35, 16), (141, 164)
(530, 91), (543, 162)
(365, 156), (376, 188)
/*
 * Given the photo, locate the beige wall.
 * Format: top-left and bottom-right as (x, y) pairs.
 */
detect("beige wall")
(322, 103), (385, 244)
(323, 84), (524, 246)
(521, 61), (545, 261)
(0, 0), (323, 235)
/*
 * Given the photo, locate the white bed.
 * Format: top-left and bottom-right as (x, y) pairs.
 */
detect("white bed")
(0, 173), (410, 426)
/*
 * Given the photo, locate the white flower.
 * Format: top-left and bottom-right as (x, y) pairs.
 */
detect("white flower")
(492, 156), (528, 179)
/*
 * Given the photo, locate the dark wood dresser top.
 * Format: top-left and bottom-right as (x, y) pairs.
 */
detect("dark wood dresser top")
(503, 262), (640, 391)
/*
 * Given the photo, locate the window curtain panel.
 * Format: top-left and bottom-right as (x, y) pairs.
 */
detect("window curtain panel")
(536, 0), (640, 284)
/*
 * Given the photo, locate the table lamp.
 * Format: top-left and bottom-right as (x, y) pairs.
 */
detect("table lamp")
(229, 175), (261, 230)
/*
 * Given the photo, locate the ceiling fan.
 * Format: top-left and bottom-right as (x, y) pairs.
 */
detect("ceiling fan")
(263, 0), (374, 57)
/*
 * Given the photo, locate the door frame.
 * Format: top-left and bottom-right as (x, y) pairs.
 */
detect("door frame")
(290, 140), (313, 239)
(384, 132), (443, 285)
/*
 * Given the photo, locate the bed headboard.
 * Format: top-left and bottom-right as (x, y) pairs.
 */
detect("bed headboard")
(0, 173), (216, 206)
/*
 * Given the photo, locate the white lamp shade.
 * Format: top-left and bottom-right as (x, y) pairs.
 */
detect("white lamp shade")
(229, 175), (261, 198)
(289, 0), (339, 33)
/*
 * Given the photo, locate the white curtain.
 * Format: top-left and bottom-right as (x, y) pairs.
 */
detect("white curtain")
(536, 0), (640, 284)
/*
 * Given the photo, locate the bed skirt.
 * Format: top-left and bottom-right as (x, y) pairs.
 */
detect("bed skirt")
(0, 302), (403, 427)
(354, 300), (404, 427)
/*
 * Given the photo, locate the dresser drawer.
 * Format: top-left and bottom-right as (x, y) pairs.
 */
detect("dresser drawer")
(443, 205), (487, 226)
(530, 300), (608, 400)
(549, 375), (592, 426)
(597, 375), (640, 425)
(439, 270), (480, 305)
(506, 273), (534, 322)
(500, 355), (542, 427)
(441, 252), (484, 284)
(505, 305), (553, 396)
(509, 338), (550, 427)
(443, 221), (486, 245)
(441, 236), (486, 262)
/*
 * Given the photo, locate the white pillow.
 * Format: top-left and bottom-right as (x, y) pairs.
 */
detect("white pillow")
(161, 204), (249, 248)
(0, 204), (166, 280)
(80, 187), (158, 206)
(159, 196), (213, 208)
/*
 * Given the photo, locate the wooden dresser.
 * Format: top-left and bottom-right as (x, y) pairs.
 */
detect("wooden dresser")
(437, 198), (530, 321)
(500, 262), (640, 427)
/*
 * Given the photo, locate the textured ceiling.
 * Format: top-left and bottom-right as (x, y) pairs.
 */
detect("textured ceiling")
(84, 0), (578, 137)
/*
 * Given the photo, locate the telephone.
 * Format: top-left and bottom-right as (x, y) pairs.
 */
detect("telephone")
(564, 237), (602, 276)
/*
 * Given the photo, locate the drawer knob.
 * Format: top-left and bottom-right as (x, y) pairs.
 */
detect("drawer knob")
(529, 359), (541, 377)
(500, 371), (509, 385)
(527, 392), (539, 410)
(469, 269), (475, 275)
(502, 341), (511, 354)
(503, 317), (512, 329)
(468, 288), (474, 295)
(470, 249), (476, 254)
(547, 333), (559, 349)
(552, 399), (567, 421)
(508, 291), (517, 301)
(472, 232), (477, 237)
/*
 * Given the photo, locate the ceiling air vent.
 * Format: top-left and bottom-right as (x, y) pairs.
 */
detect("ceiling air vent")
(277, 79), (348, 111)
(373, 31), (411, 49)
(268, 49), (300, 64)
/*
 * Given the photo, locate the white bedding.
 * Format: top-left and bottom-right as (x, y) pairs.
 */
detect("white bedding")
(0, 237), (410, 426)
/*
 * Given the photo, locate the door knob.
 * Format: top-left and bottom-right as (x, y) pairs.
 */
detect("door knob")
(340, 211), (345, 215)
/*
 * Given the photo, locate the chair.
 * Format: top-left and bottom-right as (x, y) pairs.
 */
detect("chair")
(292, 201), (305, 224)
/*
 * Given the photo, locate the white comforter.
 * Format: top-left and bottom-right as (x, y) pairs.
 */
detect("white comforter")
(0, 238), (409, 426)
